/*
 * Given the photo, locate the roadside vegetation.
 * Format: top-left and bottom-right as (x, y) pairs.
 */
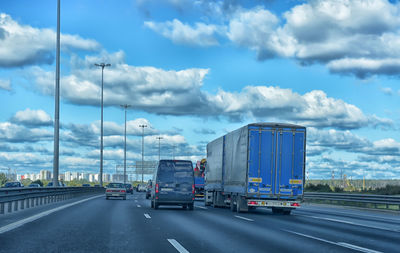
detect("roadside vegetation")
(305, 183), (400, 195)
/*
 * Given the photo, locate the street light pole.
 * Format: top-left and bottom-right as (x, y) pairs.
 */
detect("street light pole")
(139, 124), (147, 183)
(156, 136), (163, 161)
(120, 104), (131, 185)
(52, 0), (61, 187)
(95, 63), (111, 187)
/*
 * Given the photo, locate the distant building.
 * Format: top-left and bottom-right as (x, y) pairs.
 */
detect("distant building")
(81, 173), (89, 181)
(64, 172), (72, 181)
(112, 174), (127, 182)
(103, 173), (111, 182)
(40, 170), (51, 181)
(71, 172), (79, 181)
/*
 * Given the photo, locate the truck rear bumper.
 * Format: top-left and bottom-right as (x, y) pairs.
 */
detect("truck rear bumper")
(247, 199), (300, 208)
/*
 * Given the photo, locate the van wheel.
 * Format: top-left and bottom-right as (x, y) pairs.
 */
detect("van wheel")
(188, 203), (194, 210)
(151, 199), (154, 208)
(106, 197), (109, 200)
(283, 210), (291, 215)
(154, 201), (159, 210)
(182, 205), (187, 210)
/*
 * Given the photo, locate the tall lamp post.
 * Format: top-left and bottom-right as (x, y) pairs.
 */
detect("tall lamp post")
(120, 104), (131, 185)
(139, 124), (147, 183)
(156, 136), (163, 161)
(95, 63), (111, 187)
(52, 0), (61, 187)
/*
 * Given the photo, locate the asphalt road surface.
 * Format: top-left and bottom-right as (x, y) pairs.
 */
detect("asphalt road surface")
(0, 192), (399, 253)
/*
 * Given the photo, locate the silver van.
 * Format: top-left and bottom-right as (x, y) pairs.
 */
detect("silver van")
(150, 160), (194, 210)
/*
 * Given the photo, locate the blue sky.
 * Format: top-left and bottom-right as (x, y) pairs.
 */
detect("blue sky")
(0, 0), (399, 179)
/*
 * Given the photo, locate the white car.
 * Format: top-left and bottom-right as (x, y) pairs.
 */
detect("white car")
(106, 183), (127, 200)
(137, 184), (147, 192)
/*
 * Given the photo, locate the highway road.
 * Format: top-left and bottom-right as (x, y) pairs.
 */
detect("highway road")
(0, 192), (399, 253)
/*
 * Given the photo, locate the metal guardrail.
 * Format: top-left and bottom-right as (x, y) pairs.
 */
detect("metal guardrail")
(0, 186), (105, 215)
(303, 192), (400, 211)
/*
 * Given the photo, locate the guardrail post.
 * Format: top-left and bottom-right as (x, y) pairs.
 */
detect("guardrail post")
(0, 203), (4, 214)
(8, 202), (12, 213)
(14, 201), (18, 212)
(26, 198), (30, 208)
(21, 199), (25, 210)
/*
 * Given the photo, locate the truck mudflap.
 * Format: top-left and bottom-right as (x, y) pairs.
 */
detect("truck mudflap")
(247, 199), (300, 208)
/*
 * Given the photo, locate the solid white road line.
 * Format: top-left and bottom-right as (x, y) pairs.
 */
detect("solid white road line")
(234, 215), (254, 222)
(167, 239), (190, 253)
(137, 204), (141, 208)
(195, 206), (207, 209)
(0, 195), (102, 234)
(144, 213), (151, 219)
(283, 230), (382, 253)
(337, 242), (383, 253)
(295, 214), (400, 233)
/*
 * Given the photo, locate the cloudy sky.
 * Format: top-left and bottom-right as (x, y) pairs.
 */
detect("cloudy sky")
(0, 0), (399, 179)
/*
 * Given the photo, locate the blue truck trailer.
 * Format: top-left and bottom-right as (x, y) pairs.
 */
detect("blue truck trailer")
(204, 123), (306, 214)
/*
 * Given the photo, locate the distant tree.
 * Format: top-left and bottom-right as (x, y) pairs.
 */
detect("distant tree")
(0, 173), (8, 186)
(21, 178), (32, 186)
(32, 179), (43, 186)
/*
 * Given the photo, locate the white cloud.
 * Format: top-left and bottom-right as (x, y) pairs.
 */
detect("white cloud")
(27, 51), (393, 130)
(0, 79), (11, 91)
(381, 87), (394, 95)
(0, 13), (100, 67)
(10, 108), (52, 126)
(0, 122), (53, 143)
(144, 19), (221, 46)
(144, 1), (400, 78)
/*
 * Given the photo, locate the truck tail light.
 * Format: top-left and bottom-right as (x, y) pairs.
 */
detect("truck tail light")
(120, 190), (126, 193)
(248, 201), (257, 206)
(192, 184), (195, 194)
(155, 183), (159, 193)
(106, 189), (111, 192)
(291, 202), (300, 207)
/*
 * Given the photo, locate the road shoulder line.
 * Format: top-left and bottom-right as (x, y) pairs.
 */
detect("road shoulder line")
(0, 195), (102, 234)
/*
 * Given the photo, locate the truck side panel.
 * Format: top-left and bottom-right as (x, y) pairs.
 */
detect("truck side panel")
(223, 126), (249, 193)
(205, 137), (224, 191)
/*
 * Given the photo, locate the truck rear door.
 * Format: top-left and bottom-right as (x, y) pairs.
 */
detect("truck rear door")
(276, 128), (305, 197)
(247, 126), (305, 198)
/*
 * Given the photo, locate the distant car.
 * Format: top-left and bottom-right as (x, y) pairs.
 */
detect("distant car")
(82, 184), (91, 187)
(106, 183), (127, 200)
(137, 184), (147, 192)
(28, 183), (41, 187)
(47, 182), (65, 187)
(124, 183), (133, 194)
(151, 160), (194, 210)
(3, 181), (23, 188)
(146, 181), (152, 199)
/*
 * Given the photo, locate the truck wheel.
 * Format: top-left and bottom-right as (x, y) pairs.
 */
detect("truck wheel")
(236, 197), (242, 213)
(212, 192), (217, 208)
(188, 203), (194, 210)
(151, 199), (154, 208)
(183, 204), (187, 210)
(230, 196), (236, 212)
(154, 201), (159, 210)
(283, 209), (291, 215)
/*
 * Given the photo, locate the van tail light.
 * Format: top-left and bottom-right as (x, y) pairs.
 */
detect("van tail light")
(291, 202), (300, 207)
(106, 189), (111, 192)
(192, 184), (195, 194)
(248, 201), (257, 206)
(120, 190), (126, 193)
(155, 183), (159, 193)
